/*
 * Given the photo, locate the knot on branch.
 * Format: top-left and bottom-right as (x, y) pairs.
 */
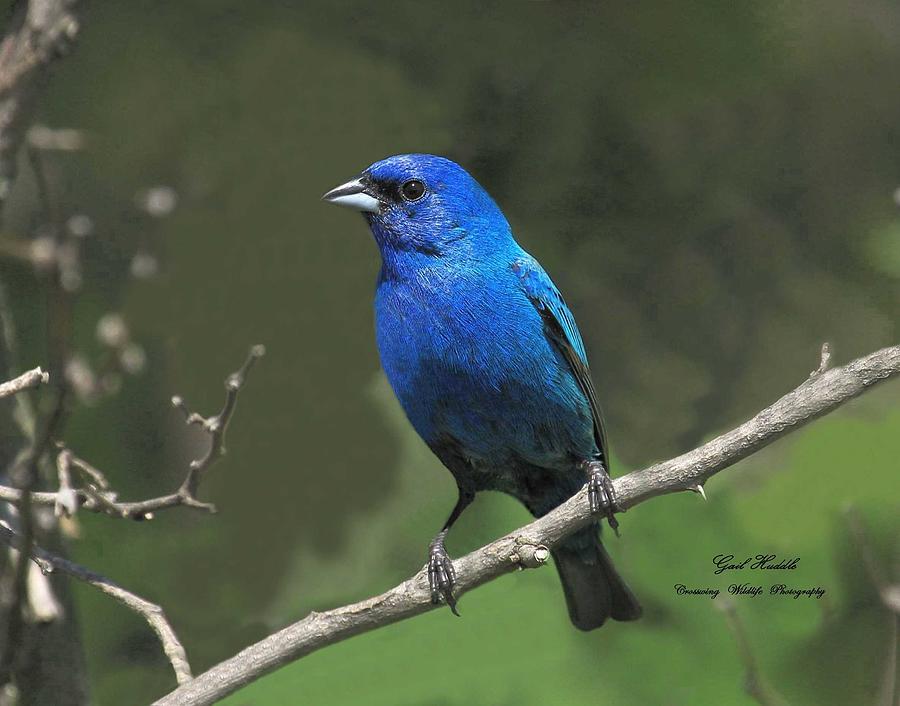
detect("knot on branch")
(510, 540), (551, 570)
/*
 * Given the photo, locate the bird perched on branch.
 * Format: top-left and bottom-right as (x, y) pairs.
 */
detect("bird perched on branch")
(323, 154), (641, 630)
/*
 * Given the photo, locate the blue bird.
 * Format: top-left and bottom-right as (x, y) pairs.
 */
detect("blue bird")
(323, 154), (641, 630)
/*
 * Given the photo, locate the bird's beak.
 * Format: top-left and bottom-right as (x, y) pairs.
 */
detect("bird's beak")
(321, 177), (382, 214)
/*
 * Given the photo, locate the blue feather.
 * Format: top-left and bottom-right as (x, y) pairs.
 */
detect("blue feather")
(324, 153), (641, 628)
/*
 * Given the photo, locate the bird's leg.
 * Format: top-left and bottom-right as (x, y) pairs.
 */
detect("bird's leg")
(581, 458), (620, 536)
(427, 487), (473, 615)
(428, 529), (457, 614)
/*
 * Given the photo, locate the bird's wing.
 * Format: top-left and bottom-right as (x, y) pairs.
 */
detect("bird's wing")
(513, 256), (609, 467)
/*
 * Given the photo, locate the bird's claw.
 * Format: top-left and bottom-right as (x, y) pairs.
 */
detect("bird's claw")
(427, 537), (459, 616)
(583, 460), (620, 536)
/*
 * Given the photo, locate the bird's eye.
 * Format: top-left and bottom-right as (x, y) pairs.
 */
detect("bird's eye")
(400, 179), (426, 202)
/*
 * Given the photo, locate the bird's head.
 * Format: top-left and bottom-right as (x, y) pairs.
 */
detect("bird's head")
(322, 154), (514, 264)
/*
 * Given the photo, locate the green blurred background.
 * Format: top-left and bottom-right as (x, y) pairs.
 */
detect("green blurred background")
(2, 1), (899, 704)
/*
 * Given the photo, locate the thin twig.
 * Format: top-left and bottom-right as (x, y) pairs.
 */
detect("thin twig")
(62, 444), (109, 489)
(153, 343), (900, 706)
(0, 523), (192, 685)
(0, 346), (265, 519)
(174, 343), (266, 506)
(0, 368), (48, 399)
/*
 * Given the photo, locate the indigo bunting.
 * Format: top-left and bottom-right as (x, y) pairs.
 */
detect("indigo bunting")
(323, 154), (641, 630)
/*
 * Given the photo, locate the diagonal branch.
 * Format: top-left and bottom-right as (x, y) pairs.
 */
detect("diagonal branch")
(0, 523), (192, 685)
(152, 344), (900, 706)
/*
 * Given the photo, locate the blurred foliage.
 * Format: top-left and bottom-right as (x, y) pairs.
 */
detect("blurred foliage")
(0, 1), (898, 704)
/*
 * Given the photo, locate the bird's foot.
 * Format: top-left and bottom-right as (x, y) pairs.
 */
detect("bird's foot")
(427, 532), (459, 616)
(582, 459), (621, 536)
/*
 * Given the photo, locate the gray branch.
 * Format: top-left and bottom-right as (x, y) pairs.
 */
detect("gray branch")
(0, 0), (80, 207)
(0, 367), (48, 399)
(170, 343), (266, 510)
(0, 523), (192, 685)
(0, 345), (265, 519)
(0, 347), (263, 691)
(152, 344), (900, 706)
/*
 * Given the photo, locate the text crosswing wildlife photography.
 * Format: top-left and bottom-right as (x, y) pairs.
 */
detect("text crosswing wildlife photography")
(0, 2), (897, 705)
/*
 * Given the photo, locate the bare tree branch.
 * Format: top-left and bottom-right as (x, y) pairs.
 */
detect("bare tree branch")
(0, 523), (192, 685)
(0, 344), (262, 693)
(0, 3), (94, 701)
(0, 378), (68, 686)
(0, 367), (47, 399)
(0, 21), (83, 683)
(170, 343), (266, 511)
(0, 0), (80, 208)
(152, 343), (900, 706)
(0, 345), (265, 519)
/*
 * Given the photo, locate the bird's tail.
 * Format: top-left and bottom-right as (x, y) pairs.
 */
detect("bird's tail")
(551, 527), (642, 631)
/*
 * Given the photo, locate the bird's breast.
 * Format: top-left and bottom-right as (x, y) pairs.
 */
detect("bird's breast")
(374, 269), (595, 468)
